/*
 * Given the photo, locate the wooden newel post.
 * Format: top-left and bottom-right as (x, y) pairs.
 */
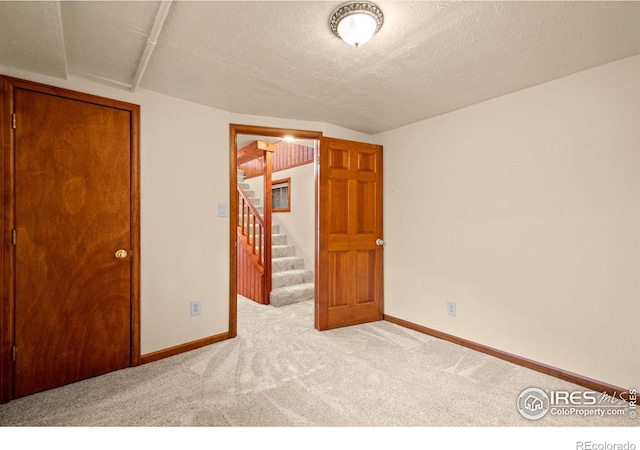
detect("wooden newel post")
(263, 145), (274, 304)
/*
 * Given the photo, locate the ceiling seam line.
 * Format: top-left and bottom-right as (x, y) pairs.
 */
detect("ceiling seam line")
(130, 0), (173, 92)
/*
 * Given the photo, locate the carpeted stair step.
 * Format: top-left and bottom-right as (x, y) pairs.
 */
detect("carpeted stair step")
(245, 232), (286, 246)
(238, 181), (250, 190)
(272, 256), (305, 272)
(272, 269), (314, 289)
(270, 283), (314, 307)
(272, 245), (296, 258)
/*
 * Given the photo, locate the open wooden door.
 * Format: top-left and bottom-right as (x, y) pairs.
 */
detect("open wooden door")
(316, 138), (383, 330)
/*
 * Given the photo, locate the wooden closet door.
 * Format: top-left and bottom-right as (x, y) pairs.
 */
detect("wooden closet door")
(13, 88), (133, 397)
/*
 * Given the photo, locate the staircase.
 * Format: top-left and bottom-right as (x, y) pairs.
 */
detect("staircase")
(238, 170), (314, 307)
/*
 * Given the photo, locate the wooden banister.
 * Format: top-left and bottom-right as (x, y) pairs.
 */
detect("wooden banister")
(237, 186), (266, 263)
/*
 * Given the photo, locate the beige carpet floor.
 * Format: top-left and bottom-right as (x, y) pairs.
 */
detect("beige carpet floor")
(0, 296), (634, 427)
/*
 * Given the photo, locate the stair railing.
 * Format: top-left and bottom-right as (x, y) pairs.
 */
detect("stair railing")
(238, 186), (265, 264)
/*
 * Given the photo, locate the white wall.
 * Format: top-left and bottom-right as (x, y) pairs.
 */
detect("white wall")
(375, 55), (640, 389)
(272, 163), (316, 272)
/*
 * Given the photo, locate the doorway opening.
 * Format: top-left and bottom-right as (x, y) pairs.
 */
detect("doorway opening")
(228, 125), (322, 337)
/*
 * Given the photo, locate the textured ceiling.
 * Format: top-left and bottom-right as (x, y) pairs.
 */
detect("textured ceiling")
(1, 1), (639, 134)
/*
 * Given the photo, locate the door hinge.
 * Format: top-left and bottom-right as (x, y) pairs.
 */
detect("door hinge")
(11, 229), (17, 245)
(12, 346), (16, 362)
(11, 114), (16, 129)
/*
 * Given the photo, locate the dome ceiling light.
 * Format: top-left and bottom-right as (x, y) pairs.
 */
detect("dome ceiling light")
(329, 2), (384, 48)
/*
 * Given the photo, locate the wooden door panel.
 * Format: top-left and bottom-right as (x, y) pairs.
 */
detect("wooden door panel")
(328, 252), (349, 307)
(328, 179), (349, 233)
(328, 147), (350, 170)
(14, 88), (132, 397)
(317, 138), (383, 330)
(356, 150), (377, 173)
(355, 250), (376, 304)
(356, 181), (376, 233)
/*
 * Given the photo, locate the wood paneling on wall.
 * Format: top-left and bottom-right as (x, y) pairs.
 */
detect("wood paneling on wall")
(239, 141), (314, 179)
(236, 234), (267, 304)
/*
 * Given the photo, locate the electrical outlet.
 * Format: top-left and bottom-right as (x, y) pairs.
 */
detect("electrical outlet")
(447, 301), (457, 317)
(190, 300), (201, 316)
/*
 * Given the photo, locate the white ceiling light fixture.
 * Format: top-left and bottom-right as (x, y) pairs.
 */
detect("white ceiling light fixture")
(330, 2), (384, 48)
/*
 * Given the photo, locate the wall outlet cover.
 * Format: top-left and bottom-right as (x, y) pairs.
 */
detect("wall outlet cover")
(447, 301), (457, 317)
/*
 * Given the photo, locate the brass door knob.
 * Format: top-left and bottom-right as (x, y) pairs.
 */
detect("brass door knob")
(115, 249), (128, 259)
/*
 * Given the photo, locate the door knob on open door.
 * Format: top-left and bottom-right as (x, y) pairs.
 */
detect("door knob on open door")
(376, 239), (385, 246)
(115, 249), (128, 259)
